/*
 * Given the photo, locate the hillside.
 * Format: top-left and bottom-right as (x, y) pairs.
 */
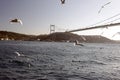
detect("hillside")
(42, 32), (114, 43)
(0, 31), (117, 43)
(0, 31), (34, 40)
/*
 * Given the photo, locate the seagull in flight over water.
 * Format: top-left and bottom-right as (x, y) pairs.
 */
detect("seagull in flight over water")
(61, 0), (65, 4)
(14, 51), (24, 57)
(10, 18), (23, 25)
(98, 2), (111, 13)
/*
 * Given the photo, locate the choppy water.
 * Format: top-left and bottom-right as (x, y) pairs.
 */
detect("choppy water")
(1, 41), (120, 80)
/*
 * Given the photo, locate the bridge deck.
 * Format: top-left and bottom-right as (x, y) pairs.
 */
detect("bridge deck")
(68, 22), (120, 32)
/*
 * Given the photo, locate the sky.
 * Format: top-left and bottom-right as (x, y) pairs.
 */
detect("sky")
(1, 0), (120, 40)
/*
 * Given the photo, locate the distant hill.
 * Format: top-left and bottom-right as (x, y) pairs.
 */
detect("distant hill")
(0, 31), (33, 40)
(42, 32), (114, 43)
(0, 31), (117, 43)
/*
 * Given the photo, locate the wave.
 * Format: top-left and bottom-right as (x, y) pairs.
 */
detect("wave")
(72, 60), (106, 65)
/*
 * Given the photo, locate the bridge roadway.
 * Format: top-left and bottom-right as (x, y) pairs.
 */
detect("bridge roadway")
(68, 22), (120, 32)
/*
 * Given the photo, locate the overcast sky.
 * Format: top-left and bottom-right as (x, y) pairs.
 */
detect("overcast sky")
(0, 0), (120, 39)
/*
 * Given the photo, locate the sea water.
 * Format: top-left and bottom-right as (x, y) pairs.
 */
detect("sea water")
(0, 41), (120, 80)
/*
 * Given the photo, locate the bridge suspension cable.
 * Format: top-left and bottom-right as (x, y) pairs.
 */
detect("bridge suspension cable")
(68, 13), (120, 32)
(68, 22), (120, 32)
(89, 13), (120, 27)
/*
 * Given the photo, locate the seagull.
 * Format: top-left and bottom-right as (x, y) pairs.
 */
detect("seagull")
(98, 2), (111, 13)
(112, 32), (120, 38)
(81, 36), (86, 41)
(61, 0), (65, 4)
(74, 40), (84, 46)
(14, 51), (24, 57)
(10, 18), (23, 25)
(100, 27), (108, 36)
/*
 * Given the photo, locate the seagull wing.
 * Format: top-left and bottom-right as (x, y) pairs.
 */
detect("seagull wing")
(103, 2), (111, 7)
(18, 19), (23, 25)
(98, 7), (103, 13)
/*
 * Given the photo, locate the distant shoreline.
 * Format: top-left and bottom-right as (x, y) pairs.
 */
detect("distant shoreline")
(0, 31), (119, 43)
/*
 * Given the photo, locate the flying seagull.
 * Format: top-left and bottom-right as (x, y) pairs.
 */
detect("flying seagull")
(112, 32), (120, 38)
(14, 51), (24, 57)
(74, 40), (84, 46)
(10, 18), (23, 25)
(61, 0), (65, 4)
(98, 2), (111, 13)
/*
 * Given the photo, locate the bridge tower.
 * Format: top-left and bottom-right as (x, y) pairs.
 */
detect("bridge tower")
(50, 25), (55, 34)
